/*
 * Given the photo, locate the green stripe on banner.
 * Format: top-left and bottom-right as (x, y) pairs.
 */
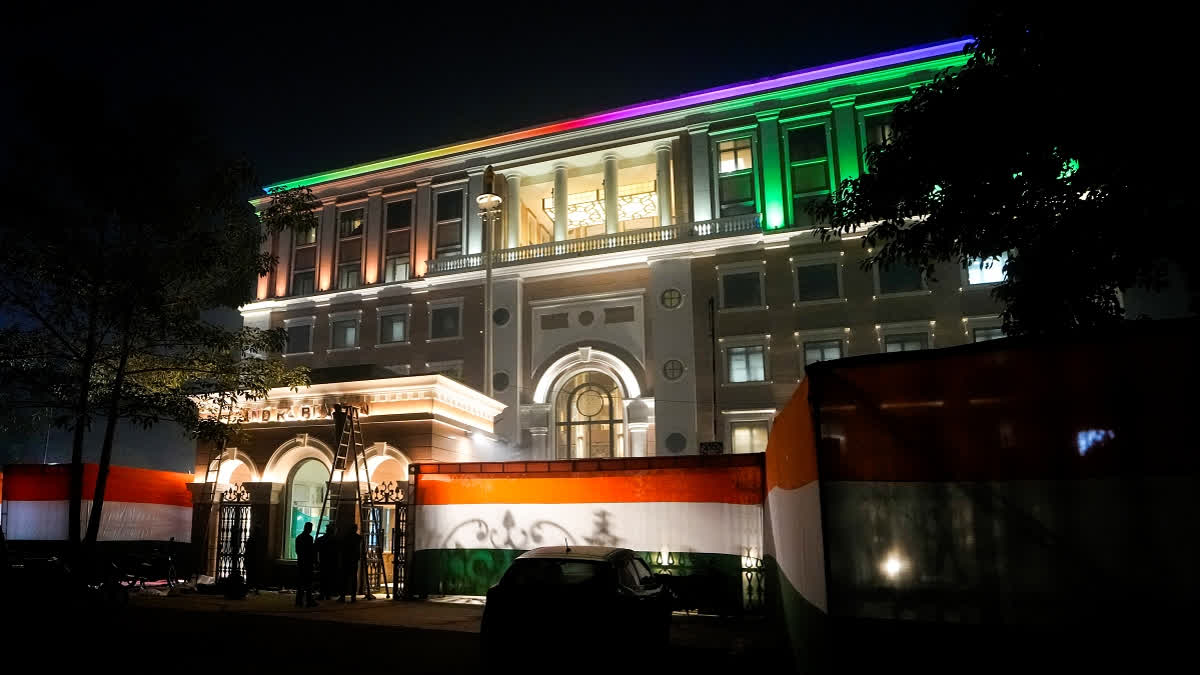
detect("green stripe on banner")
(411, 549), (757, 614)
(764, 555), (828, 671)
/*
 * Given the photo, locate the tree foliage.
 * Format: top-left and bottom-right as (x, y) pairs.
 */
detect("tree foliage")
(0, 74), (316, 551)
(812, 5), (1190, 335)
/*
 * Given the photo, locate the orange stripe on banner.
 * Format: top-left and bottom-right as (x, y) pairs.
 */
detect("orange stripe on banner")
(416, 466), (763, 505)
(1, 464), (193, 507)
(765, 378), (820, 492)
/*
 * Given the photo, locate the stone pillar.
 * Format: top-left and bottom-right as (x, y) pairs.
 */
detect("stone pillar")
(655, 143), (673, 228)
(530, 427), (549, 460)
(603, 153), (619, 234)
(412, 178), (433, 277)
(273, 228), (291, 298)
(318, 198), (338, 291)
(505, 172), (522, 249)
(687, 124), (712, 222)
(628, 422), (649, 458)
(755, 111), (785, 229)
(466, 168), (485, 255)
(553, 163), (569, 241)
(831, 96), (861, 183)
(256, 221), (272, 300)
(364, 189), (384, 284)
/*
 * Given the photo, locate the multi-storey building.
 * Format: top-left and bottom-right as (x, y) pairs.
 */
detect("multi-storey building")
(226, 40), (990, 538)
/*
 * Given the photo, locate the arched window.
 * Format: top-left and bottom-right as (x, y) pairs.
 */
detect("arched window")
(554, 371), (624, 459)
(284, 459), (328, 559)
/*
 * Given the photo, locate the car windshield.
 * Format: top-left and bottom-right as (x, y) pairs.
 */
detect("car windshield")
(502, 558), (607, 587)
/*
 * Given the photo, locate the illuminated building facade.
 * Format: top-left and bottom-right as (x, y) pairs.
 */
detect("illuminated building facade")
(200, 39), (1009, 575)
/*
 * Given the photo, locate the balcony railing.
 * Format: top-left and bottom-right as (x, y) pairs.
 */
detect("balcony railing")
(426, 213), (761, 275)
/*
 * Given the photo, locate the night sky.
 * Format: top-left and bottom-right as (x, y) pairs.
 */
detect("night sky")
(3, 2), (971, 187)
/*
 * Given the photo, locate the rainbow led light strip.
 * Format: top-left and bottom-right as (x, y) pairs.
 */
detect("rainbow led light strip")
(265, 38), (972, 192)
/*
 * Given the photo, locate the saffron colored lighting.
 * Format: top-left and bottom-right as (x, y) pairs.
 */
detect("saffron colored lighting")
(266, 39), (972, 192)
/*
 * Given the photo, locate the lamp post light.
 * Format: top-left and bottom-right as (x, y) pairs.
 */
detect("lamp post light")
(476, 166), (502, 398)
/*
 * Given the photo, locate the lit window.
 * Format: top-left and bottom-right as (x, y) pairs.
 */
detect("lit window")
(967, 253), (1008, 285)
(973, 327), (1004, 342)
(331, 319), (358, 349)
(795, 263), (840, 302)
(379, 312), (407, 344)
(295, 224), (318, 246)
(721, 270), (763, 309)
(804, 339), (842, 365)
(338, 262), (359, 290)
(727, 345), (766, 383)
(730, 421), (769, 454)
(717, 138), (753, 174)
(285, 325), (311, 354)
(384, 257), (409, 283)
(338, 209), (364, 238)
(430, 305), (461, 340)
(292, 270), (315, 296)
(878, 262), (923, 294)
(787, 125), (830, 228)
(884, 333), (927, 352)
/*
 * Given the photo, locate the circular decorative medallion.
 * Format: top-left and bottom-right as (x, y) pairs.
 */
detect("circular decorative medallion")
(664, 432), (687, 453)
(575, 389), (605, 417)
(492, 372), (510, 392)
(578, 310), (595, 326)
(660, 288), (683, 309)
(662, 359), (685, 380)
(493, 307), (510, 326)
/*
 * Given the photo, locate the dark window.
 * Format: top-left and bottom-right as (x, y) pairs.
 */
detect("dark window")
(788, 125), (830, 228)
(788, 126), (827, 162)
(540, 313), (569, 330)
(865, 114), (894, 148)
(878, 262), (923, 294)
(631, 557), (654, 585)
(719, 173), (756, 216)
(884, 333), (927, 352)
(501, 558), (606, 587)
(604, 306), (635, 324)
(791, 163), (830, 195)
(619, 560), (640, 589)
(436, 190), (463, 222)
(292, 271), (315, 296)
(431, 306), (461, 340)
(721, 270), (762, 308)
(795, 263), (839, 301)
(386, 200), (413, 230)
(379, 313), (407, 343)
(804, 339), (842, 365)
(331, 319), (358, 349)
(285, 325), (311, 354)
(338, 209), (364, 238)
(435, 222), (461, 257)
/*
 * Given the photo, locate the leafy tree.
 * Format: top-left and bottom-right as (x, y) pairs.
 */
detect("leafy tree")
(812, 5), (1191, 334)
(0, 75), (315, 556)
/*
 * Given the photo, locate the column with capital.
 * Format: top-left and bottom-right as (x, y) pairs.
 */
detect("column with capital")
(553, 163), (568, 242)
(756, 111), (785, 229)
(688, 125), (713, 222)
(627, 423), (649, 457)
(831, 96), (861, 183)
(530, 427), (549, 460)
(603, 153), (619, 234)
(363, 189), (383, 284)
(655, 143), (673, 228)
(412, 179), (433, 277)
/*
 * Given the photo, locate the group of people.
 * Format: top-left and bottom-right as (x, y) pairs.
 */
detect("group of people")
(293, 521), (364, 607)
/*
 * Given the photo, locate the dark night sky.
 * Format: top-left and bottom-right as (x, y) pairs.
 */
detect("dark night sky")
(3, 2), (972, 186)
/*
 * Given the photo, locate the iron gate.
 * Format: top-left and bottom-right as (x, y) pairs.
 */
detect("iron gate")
(216, 503), (251, 581)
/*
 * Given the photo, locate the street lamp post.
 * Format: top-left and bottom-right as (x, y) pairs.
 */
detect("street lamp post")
(476, 167), (502, 398)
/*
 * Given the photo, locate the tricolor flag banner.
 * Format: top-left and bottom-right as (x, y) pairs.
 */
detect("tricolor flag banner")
(1, 464), (192, 542)
(411, 456), (764, 600)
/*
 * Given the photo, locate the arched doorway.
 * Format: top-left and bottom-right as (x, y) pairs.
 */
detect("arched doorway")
(283, 458), (329, 559)
(554, 370), (625, 459)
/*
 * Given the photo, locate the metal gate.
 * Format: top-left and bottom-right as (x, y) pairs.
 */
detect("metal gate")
(216, 503), (250, 581)
(368, 480), (407, 598)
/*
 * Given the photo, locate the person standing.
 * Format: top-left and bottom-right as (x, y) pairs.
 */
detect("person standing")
(243, 528), (263, 594)
(339, 523), (362, 603)
(295, 522), (317, 607)
(316, 524), (339, 600)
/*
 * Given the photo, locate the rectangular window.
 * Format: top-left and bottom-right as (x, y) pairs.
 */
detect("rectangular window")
(974, 327), (1004, 342)
(788, 125), (831, 228)
(804, 339), (843, 366)
(285, 325), (311, 354)
(295, 224), (318, 246)
(540, 313), (569, 330)
(384, 256), (409, 283)
(795, 263), (840, 302)
(436, 190), (463, 222)
(727, 345), (766, 383)
(379, 313), (408, 344)
(338, 262), (359, 290)
(331, 319), (358, 349)
(721, 270), (763, 309)
(430, 362), (464, 381)
(386, 200), (413, 230)
(338, 208), (364, 238)
(878, 262), (923, 294)
(967, 252), (1008, 285)
(884, 333), (927, 353)
(430, 305), (461, 340)
(864, 114), (894, 149)
(435, 191), (464, 258)
(730, 421), (769, 454)
(603, 306), (635, 324)
(717, 138), (756, 217)
(292, 270), (315, 296)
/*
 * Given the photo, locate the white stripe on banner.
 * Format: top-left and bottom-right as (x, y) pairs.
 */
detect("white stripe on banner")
(4, 500), (192, 542)
(415, 501), (762, 558)
(764, 484), (827, 611)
